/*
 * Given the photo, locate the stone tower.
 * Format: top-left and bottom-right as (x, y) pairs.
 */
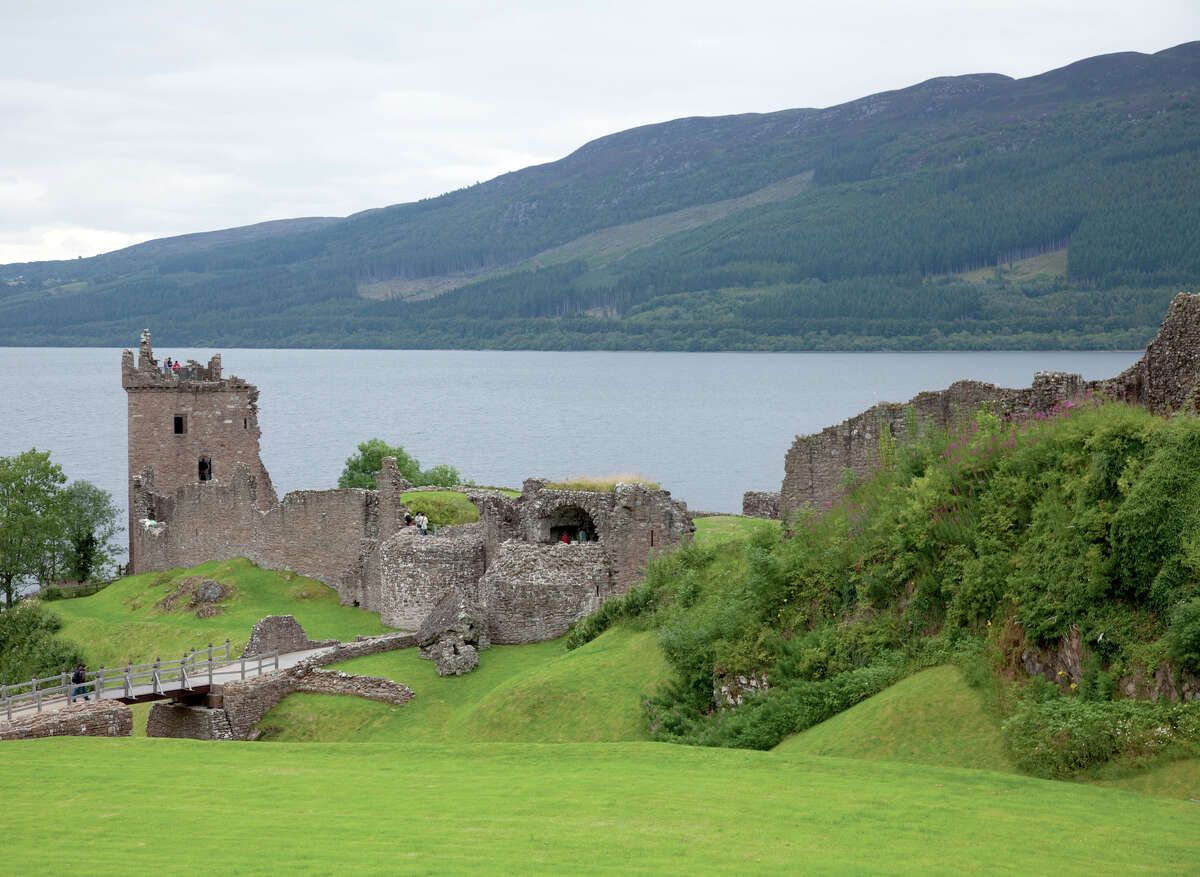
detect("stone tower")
(122, 330), (277, 568)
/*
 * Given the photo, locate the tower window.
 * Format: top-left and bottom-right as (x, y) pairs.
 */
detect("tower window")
(243, 418), (248, 429)
(174, 415), (186, 435)
(198, 457), (212, 482)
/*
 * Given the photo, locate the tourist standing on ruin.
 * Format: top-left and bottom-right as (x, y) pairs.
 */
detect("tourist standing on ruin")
(415, 512), (429, 535)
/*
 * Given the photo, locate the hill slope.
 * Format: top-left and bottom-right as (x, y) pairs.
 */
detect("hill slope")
(3, 43), (1199, 350)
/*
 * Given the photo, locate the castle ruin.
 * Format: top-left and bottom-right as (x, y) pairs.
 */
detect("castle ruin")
(779, 292), (1200, 518)
(123, 333), (693, 643)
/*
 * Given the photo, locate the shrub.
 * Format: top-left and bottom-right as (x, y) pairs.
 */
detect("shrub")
(1002, 691), (1200, 778)
(1165, 597), (1200, 674)
(0, 602), (85, 682)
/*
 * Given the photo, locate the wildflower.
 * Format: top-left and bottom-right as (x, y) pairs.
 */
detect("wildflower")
(1057, 670), (1065, 676)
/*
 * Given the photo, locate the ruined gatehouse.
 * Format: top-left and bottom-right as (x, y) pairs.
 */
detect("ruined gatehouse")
(123, 330), (693, 643)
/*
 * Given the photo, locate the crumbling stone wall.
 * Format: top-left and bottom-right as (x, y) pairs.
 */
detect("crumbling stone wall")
(477, 542), (611, 643)
(243, 615), (340, 658)
(377, 524), (487, 629)
(780, 293), (1200, 516)
(217, 664), (414, 740)
(0, 702), (132, 741)
(742, 491), (781, 519)
(132, 463), (378, 599)
(1100, 292), (1200, 413)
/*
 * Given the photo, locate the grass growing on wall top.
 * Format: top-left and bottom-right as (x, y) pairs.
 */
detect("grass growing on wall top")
(544, 474), (660, 492)
(46, 558), (391, 667)
(257, 627), (666, 743)
(2, 737), (1199, 876)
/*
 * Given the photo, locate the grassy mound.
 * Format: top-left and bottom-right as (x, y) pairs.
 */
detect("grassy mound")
(258, 627), (665, 743)
(2, 738), (1198, 875)
(775, 665), (1012, 772)
(400, 489), (481, 526)
(46, 558), (391, 667)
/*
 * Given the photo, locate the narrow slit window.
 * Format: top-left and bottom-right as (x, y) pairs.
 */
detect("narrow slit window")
(243, 418), (248, 429)
(173, 415), (186, 435)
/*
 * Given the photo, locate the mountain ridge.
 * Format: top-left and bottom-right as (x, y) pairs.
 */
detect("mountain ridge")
(3, 41), (1199, 350)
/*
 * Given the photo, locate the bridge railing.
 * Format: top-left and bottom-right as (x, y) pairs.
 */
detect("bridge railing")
(0, 641), (281, 721)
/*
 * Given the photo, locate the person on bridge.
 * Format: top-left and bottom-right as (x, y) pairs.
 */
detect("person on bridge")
(70, 664), (89, 703)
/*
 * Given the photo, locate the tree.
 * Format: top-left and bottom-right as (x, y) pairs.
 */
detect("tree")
(337, 439), (462, 490)
(60, 481), (122, 583)
(0, 601), (84, 682)
(0, 449), (66, 607)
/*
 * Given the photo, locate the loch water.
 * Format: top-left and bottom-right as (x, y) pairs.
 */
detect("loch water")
(1, 347), (1141, 547)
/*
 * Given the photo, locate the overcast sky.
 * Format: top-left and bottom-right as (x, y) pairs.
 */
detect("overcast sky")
(1, 0), (1196, 264)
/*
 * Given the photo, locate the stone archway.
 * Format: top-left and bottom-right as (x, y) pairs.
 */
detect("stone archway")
(541, 504), (598, 544)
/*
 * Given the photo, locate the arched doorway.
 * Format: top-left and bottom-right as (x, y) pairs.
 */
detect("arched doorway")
(542, 505), (598, 544)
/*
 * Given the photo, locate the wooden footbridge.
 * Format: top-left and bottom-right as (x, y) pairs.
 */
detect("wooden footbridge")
(0, 641), (287, 721)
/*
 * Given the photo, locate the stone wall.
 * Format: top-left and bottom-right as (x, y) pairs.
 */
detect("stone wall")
(146, 703), (234, 740)
(216, 662), (415, 740)
(781, 293), (1200, 516)
(376, 524), (487, 629)
(1100, 292), (1200, 414)
(243, 615), (340, 658)
(132, 463), (377, 599)
(0, 702), (132, 741)
(742, 491), (781, 519)
(476, 542), (611, 643)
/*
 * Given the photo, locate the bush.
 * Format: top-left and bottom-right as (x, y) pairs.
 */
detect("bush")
(1002, 688), (1200, 778)
(1166, 597), (1200, 674)
(0, 602), (85, 683)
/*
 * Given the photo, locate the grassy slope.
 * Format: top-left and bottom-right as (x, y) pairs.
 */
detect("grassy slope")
(48, 558), (390, 667)
(2, 738), (1198, 876)
(779, 664), (1200, 801)
(258, 626), (666, 743)
(776, 665), (1012, 772)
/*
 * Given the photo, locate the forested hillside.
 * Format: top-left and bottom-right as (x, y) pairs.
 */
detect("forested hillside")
(3, 42), (1199, 350)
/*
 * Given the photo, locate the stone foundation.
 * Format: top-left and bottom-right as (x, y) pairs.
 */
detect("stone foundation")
(0, 702), (132, 741)
(146, 703), (235, 740)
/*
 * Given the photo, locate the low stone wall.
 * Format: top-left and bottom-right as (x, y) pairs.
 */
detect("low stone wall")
(243, 614), (340, 658)
(0, 702), (132, 741)
(742, 491), (781, 519)
(294, 668), (414, 703)
(214, 630), (418, 740)
(146, 703), (235, 740)
(217, 663), (414, 740)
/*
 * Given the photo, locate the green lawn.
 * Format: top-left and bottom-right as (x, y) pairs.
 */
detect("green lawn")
(693, 514), (780, 545)
(1, 737), (1197, 876)
(48, 558), (391, 667)
(776, 665), (1013, 773)
(258, 626), (666, 743)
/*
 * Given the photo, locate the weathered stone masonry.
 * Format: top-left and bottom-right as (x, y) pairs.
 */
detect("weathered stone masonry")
(781, 292), (1200, 518)
(126, 335), (694, 645)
